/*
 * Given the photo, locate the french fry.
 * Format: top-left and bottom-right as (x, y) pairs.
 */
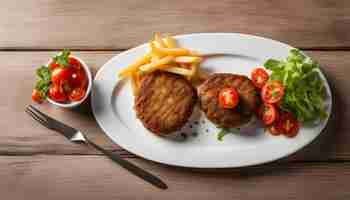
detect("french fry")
(189, 63), (198, 78)
(183, 64), (196, 80)
(119, 33), (205, 91)
(149, 41), (162, 60)
(153, 33), (166, 48)
(175, 56), (202, 64)
(139, 56), (175, 73)
(152, 43), (191, 57)
(159, 47), (190, 56)
(179, 63), (191, 69)
(130, 72), (139, 96)
(118, 52), (151, 77)
(151, 56), (159, 63)
(162, 34), (177, 48)
(162, 66), (194, 76)
(136, 71), (142, 85)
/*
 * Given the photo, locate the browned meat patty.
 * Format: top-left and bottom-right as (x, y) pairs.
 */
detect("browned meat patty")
(198, 73), (257, 128)
(134, 71), (197, 135)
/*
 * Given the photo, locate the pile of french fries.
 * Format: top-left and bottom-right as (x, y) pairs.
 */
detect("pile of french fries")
(118, 33), (208, 96)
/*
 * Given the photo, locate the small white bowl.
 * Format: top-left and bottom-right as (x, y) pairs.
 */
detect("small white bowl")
(47, 55), (92, 108)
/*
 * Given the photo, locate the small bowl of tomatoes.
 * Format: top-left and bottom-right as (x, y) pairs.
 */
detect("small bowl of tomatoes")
(32, 49), (92, 108)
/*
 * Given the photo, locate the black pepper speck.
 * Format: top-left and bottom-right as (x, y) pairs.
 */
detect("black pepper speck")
(180, 133), (187, 138)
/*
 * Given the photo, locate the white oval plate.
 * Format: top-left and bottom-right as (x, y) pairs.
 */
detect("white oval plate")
(91, 33), (332, 168)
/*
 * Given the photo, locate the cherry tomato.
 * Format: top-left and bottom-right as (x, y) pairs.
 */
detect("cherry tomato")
(69, 68), (87, 88)
(218, 88), (239, 109)
(68, 57), (81, 70)
(261, 80), (284, 104)
(268, 123), (283, 136)
(69, 87), (86, 102)
(31, 89), (43, 103)
(277, 112), (300, 138)
(49, 62), (60, 71)
(51, 67), (73, 85)
(258, 103), (279, 125)
(48, 85), (67, 102)
(251, 68), (269, 89)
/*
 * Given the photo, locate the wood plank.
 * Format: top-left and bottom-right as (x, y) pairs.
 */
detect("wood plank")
(0, 0), (350, 49)
(1, 51), (349, 161)
(1, 155), (350, 200)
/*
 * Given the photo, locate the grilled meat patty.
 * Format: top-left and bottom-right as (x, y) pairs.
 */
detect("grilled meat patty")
(134, 71), (197, 135)
(198, 73), (257, 128)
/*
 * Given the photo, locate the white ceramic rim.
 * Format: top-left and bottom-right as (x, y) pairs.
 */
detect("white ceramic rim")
(47, 55), (92, 108)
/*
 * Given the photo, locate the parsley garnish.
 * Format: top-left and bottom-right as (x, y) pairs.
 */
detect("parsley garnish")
(52, 49), (70, 67)
(217, 128), (240, 141)
(35, 66), (51, 99)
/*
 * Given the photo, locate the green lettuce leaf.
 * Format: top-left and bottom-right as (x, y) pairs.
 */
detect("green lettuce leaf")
(263, 49), (327, 122)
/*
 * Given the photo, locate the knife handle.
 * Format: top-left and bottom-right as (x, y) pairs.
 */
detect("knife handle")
(86, 139), (167, 190)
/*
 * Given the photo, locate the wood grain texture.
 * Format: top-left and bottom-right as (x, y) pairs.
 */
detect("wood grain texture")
(0, 51), (348, 162)
(1, 155), (350, 200)
(0, 0), (350, 49)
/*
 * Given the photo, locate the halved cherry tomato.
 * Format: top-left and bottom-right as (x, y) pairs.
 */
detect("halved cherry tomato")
(277, 112), (300, 138)
(218, 88), (239, 109)
(51, 67), (73, 85)
(31, 89), (43, 103)
(48, 85), (67, 102)
(261, 80), (284, 104)
(69, 87), (86, 102)
(251, 68), (269, 89)
(258, 103), (279, 125)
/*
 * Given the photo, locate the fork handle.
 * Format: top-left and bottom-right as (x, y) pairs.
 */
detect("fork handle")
(85, 139), (167, 190)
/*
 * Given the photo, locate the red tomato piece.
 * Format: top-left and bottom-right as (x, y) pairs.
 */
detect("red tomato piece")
(251, 68), (269, 89)
(69, 87), (86, 102)
(278, 112), (300, 138)
(49, 85), (67, 102)
(261, 80), (284, 104)
(51, 67), (73, 85)
(61, 80), (73, 94)
(218, 87), (239, 109)
(31, 89), (43, 103)
(267, 123), (283, 136)
(258, 103), (279, 125)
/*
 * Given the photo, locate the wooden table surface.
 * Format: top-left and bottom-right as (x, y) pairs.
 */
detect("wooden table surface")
(2, 0), (350, 199)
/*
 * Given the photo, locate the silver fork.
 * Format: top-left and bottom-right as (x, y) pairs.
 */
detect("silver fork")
(25, 105), (167, 190)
